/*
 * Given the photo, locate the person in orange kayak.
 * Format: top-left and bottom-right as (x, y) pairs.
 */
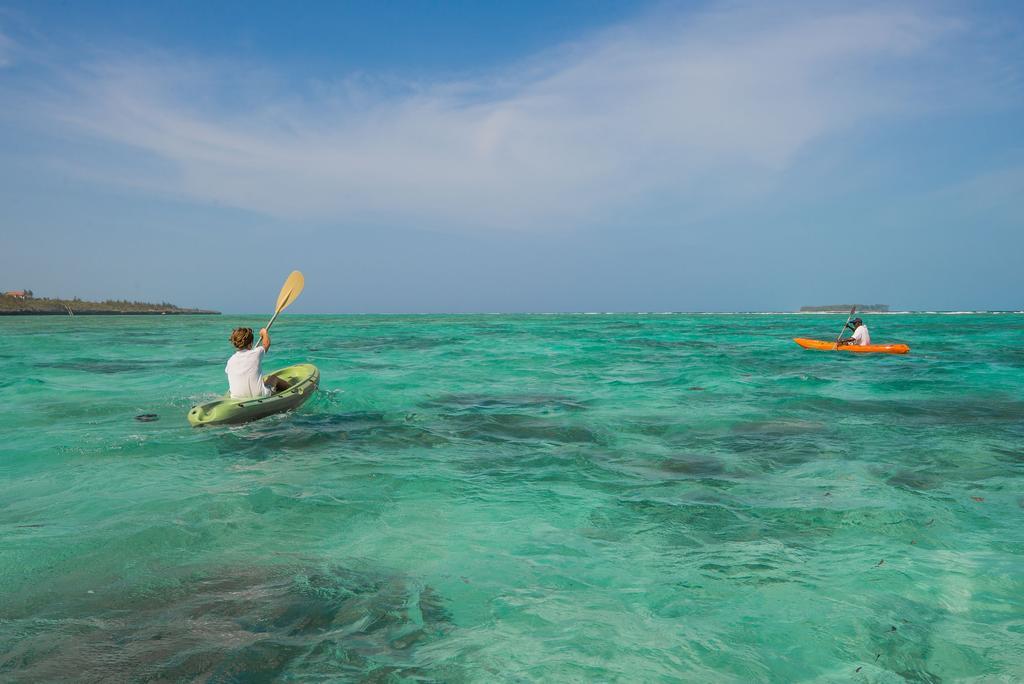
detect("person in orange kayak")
(838, 317), (871, 346)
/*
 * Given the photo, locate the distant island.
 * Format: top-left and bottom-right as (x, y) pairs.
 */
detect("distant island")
(1, 290), (218, 315)
(800, 304), (889, 313)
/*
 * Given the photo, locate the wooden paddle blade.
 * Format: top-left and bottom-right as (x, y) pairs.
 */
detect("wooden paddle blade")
(274, 271), (304, 315)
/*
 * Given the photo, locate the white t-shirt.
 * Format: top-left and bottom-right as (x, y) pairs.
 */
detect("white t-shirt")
(226, 347), (271, 399)
(852, 325), (871, 346)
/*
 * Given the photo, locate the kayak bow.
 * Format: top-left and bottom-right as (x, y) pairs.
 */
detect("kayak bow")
(793, 338), (910, 354)
(188, 363), (319, 426)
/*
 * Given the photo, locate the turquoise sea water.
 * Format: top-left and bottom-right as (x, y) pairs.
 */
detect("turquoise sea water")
(1, 313), (1022, 681)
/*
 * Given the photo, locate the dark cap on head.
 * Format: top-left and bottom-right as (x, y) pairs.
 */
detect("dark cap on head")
(851, 317), (863, 326)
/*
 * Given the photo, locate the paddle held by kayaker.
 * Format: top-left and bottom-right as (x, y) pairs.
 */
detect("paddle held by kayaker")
(838, 317), (871, 346)
(226, 327), (288, 398)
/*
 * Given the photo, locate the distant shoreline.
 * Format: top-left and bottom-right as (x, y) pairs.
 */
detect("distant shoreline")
(0, 310), (219, 316)
(800, 304), (889, 313)
(0, 294), (219, 316)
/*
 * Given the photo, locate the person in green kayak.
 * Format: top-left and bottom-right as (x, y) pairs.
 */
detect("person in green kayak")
(226, 327), (289, 398)
(838, 317), (871, 346)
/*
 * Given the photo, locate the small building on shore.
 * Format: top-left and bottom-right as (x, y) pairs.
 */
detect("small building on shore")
(3, 290), (31, 299)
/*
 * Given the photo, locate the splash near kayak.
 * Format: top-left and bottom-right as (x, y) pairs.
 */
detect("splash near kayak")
(188, 363), (320, 426)
(793, 338), (910, 354)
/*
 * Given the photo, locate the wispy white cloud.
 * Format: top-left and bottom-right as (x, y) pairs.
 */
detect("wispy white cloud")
(10, 2), (1000, 232)
(0, 30), (14, 68)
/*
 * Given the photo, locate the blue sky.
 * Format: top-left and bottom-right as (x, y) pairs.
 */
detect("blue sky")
(1, 0), (1022, 312)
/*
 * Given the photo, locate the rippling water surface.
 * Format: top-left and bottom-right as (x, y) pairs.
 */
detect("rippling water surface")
(1, 313), (1022, 681)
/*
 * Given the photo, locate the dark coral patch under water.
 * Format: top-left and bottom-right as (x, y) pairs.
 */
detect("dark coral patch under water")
(0, 563), (456, 682)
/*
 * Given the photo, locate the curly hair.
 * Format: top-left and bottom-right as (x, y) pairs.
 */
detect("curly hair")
(229, 327), (254, 350)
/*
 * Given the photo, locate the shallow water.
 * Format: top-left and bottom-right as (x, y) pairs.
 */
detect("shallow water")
(1, 313), (1022, 681)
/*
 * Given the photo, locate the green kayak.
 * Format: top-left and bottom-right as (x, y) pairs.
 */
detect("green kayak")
(187, 363), (319, 427)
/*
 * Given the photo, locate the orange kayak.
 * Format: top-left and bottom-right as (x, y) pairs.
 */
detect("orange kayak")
(793, 338), (910, 354)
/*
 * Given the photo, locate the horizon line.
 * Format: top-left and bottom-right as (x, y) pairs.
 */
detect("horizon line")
(218, 310), (1024, 316)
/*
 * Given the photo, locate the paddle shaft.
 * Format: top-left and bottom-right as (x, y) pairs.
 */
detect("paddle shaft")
(266, 310), (283, 332)
(835, 306), (856, 346)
